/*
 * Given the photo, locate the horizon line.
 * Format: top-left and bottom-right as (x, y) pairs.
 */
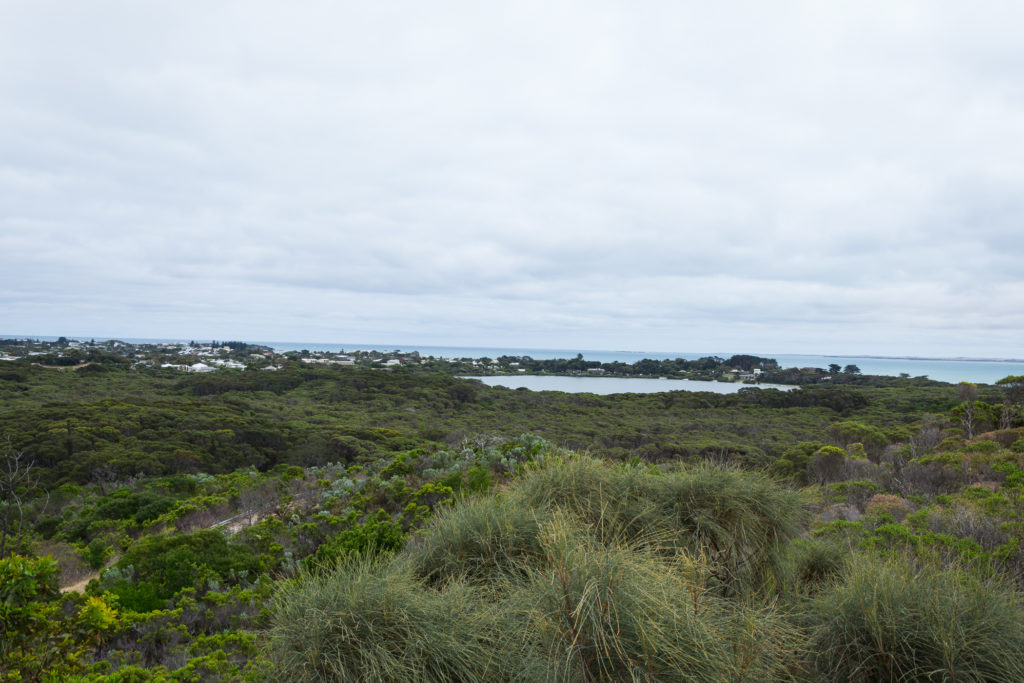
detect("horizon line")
(3, 334), (1022, 365)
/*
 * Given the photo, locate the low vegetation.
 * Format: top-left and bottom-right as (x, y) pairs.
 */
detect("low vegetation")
(1, 345), (1022, 679)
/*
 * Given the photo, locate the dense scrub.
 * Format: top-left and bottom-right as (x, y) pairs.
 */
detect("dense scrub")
(272, 456), (806, 681)
(0, 363), (977, 488)
(271, 456), (1024, 681)
(3, 361), (1024, 678)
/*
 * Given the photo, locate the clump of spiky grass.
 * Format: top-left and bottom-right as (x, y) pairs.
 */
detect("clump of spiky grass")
(511, 456), (806, 592)
(504, 515), (802, 682)
(512, 456), (663, 544)
(268, 557), (507, 682)
(651, 462), (806, 589)
(805, 553), (1024, 682)
(404, 496), (551, 587)
(269, 457), (813, 681)
(771, 539), (848, 598)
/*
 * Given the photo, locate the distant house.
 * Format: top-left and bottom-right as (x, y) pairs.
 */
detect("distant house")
(189, 363), (215, 373)
(587, 368), (606, 375)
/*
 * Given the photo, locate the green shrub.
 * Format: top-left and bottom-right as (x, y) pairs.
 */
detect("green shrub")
(311, 515), (406, 567)
(963, 439), (1000, 453)
(1, 555), (119, 679)
(105, 578), (166, 613)
(102, 530), (262, 609)
(94, 490), (175, 523)
(464, 464), (492, 493)
(823, 479), (880, 509)
(133, 497), (176, 524)
(805, 554), (1024, 681)
(768, 441), (825, 484)
(82, 538), (113, 570)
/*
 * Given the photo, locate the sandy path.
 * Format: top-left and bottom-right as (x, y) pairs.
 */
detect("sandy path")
(61, 571), (99, 594)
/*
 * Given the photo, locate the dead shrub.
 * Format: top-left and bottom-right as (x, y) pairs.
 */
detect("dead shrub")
(864, 494), (910, 522)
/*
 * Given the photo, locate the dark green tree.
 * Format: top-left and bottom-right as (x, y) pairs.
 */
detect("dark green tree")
(996, 375), (1024, 430)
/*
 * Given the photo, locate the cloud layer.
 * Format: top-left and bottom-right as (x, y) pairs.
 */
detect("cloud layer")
(2, 2), (1023, 356)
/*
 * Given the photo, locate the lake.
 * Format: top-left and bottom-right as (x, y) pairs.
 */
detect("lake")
(461, 375), (795, 395)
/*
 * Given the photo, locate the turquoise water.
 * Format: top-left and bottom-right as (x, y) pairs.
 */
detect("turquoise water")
(463, 375), (795, 395)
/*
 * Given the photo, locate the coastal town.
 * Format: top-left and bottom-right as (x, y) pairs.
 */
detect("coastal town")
(0, 337), (886, 387)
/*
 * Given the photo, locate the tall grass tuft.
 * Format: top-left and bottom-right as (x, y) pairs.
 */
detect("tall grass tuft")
(651, 462), (806, 589)
(404, 496), (550, 587)
(772, 538), (849, 598)
(268, 557), (506, 682)
(270, 455), (815, 680)
(512, 456), (806, 591)
(506, 516), (801, 682)
(805, 553), (1024, 682)
(512, 455), (662, 545)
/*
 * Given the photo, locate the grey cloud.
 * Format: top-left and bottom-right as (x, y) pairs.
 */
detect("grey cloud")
(2, 2), (1023, 356)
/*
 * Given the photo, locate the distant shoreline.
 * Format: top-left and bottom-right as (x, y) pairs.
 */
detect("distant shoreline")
(769, 353), (1024, 364)
(3, 334), (1022, 364)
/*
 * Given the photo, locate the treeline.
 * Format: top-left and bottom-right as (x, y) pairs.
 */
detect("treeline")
(4, 363), (1002, 492)
(1, 365), (962, 489)
(490, 353), (780, 378)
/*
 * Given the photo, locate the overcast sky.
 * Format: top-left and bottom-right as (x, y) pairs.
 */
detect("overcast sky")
(2, 2), (1022, 357)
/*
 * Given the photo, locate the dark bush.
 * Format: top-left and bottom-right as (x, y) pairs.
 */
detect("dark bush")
(311, 516), (406, 567)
